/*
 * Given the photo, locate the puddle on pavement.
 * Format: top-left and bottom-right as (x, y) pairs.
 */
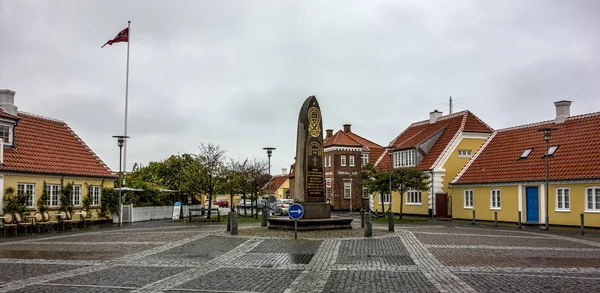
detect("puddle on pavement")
(290, 254), (314, 264)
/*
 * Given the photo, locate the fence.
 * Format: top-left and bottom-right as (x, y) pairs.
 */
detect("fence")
(113, 204), (204, 223)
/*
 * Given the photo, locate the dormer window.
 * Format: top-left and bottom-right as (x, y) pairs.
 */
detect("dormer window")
(520, 148), (533, 159)
(547, 145), (559, 156)
(393, 149), (415, 168)
(0, 123), (13, 145)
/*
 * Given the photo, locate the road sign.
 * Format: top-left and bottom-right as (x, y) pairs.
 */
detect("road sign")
(172, 201), (182, 220)
(288, 203), (304, 220)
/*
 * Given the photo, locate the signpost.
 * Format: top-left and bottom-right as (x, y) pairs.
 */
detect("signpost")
(288, 203), (304, 239)
(172, 201), (182, 221)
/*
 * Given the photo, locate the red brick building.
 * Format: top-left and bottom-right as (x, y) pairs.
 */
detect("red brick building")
(324, 124), (384, 211)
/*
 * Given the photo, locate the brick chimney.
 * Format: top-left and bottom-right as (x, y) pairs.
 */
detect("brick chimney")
(343, 124), (352, 133)
(326, 129), (333, 139)
(554, 100), (572, 123)
(429, 110), (442, 124)
(0, 89), (18, 116)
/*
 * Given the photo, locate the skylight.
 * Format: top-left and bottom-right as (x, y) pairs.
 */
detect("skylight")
(520, 148), (533, 159)
(547, 145), (559, 156)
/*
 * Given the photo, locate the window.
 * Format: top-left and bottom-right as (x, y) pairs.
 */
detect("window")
(406, 189), (421, 205)
(0, 124), (11, 145)
(90, 186), (101, 206)
(520, 148), (533, 159)
(46, 184), (60, 207)
(546, 145), (559, 156)
(379, 192), (391, 204)
(344, 182), (351, 199)
(17, 183), (35, 208)
(349, 156), (355, 167)
(555, 187), (570, 211)
(362, 187), (369, 199)
(72, 185), (82, 206)
(464, 189), (473, 208)
(393, 149), (415, 168)
(490, 189), (501, 209)
(586, 187), (600, 212)
(328, 156), (331, 167)
(362, 153), (369, 166)
(457, 149), (472, 158)
(341, 155), (346, 166)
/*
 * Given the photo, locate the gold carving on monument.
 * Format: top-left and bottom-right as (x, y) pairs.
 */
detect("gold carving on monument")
(308, 107), (321, 138)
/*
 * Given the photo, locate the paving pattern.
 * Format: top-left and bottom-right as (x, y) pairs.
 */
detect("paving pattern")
(0, 222), (599, 292)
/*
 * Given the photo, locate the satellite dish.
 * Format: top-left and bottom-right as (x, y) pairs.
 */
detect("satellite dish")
(269, 195), (276, 203)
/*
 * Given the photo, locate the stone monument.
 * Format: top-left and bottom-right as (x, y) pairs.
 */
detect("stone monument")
(267, 95), (352, 230)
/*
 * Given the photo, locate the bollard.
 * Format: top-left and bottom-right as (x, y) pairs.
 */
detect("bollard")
(494, 211), (498, 227)
(226, 212), (231, 231)
(360, 208), (365, 228)
(387, 211), (395, 232)
(518, 211), (522, 229)
(471, 210), (476, 225)
(581, 213), (585, 236)
(261, 208), (268, 227)
(230, 212), (238, 235)
(364, 212), (373, 237)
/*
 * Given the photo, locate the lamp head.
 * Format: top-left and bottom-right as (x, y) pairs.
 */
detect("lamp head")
(112, 135), (130, 147)
(263, 147), (276, 157)
(536, 128), (558, 142)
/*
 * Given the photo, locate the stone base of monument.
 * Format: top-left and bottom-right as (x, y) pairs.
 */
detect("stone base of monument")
(267, 216), (353, 231)
(301, 202), (332, 219)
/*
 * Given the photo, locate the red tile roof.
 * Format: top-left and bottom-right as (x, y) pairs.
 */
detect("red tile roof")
(453, 112), (600, 184)
(0, 110), (19, 120)
(262, 174), (288, 194)
(324, 128), (384, 166)
(324, 131), (362, 147)
(0, 112), (116, 178)
(376, 110), (493, 171)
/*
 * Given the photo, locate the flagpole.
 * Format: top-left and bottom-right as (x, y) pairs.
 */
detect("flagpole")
(123, 20), (130, 178)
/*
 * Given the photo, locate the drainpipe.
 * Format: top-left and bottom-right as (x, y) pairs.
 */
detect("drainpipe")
(429, 169), (434, 219)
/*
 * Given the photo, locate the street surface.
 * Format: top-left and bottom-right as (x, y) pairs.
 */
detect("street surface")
(0, 221), (599, 292)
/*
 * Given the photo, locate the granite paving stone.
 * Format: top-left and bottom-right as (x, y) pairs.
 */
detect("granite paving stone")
(415, 233), (595, 248)
(7, 285), (132, 293)
(0, 264), (85, 283)
(176, 268), (303, 293)
(457, 272), (600, 292)
(139, 235), (246, 263)
(250, 239), (323, 254)
(322, 270), (438, 293)
(51, 266), (179, 288)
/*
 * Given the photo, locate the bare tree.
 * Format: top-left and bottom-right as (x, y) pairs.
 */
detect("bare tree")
(196, 142), (226, 219)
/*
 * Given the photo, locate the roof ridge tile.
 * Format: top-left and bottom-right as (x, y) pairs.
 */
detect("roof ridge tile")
(429, 112), (468, 169)
(18, 111), (65, 123)
(410, 110), (468, 127)
(451, 131), (498, 184)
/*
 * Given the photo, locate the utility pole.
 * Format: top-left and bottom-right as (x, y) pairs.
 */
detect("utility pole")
(449, 96), (453, 114)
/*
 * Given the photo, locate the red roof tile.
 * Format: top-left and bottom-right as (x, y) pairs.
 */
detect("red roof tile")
(380, 111), (492, 171)
(262, 174), (288, 194)
(453, 112), (600, 184)
(0, 110), (19, 120)
(324, 130), (362, 147)
(0, 112), (115, 178)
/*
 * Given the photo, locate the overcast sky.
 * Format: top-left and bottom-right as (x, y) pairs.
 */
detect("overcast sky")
(1, 0), (599, 174)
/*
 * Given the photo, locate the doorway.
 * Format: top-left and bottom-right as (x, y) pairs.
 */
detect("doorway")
(525, 186), (539, 223)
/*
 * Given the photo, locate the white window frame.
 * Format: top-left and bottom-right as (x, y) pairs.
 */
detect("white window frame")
(362, 187), (369, 199)
(406, 189), (422, 205)
(341, 155), (346, 167)
(393, 149), (415, 168)
(46, 184), (60, 207)
(490, 189), (501, 210)
(327, 156), (331, 167)
(585, 187), (600, 212)
(555, 187), (570, 212)
(362, 153), (369, 166)
(379, 192), (391, 204)
(457, 149), (472, 158)
(18, 183), (36, 208)
(343, 182), (351, 199)
(0, 123), (13, 145)
(547, 145), (559, 156)
(72, 185), (82, 206)
(90, 185), (101, 206)
(464, 189), (473, 209)
(349, 156), (355, 167)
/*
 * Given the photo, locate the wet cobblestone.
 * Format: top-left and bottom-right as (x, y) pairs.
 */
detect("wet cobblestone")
(176, 268), (303, 293)
(457, 272), (600, 292)
(322, 270), (437, 293)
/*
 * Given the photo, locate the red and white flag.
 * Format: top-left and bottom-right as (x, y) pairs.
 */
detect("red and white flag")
(101, 27), (129, 48)
(243, 158), (248, 168)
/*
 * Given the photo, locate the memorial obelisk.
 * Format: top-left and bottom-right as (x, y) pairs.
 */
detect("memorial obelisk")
(293, 95), (331, 219)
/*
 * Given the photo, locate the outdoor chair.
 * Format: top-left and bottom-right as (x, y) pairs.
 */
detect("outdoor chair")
(34, 212), (51, 232)
(43, 212), (59, 231)
(77, 211), (93, 228)
(2, 214), (18, 236)
(57, 211), (74, 230)
(14, 213), (32, 234)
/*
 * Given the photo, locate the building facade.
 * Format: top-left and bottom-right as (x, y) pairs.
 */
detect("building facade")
(324, 124), (384, 211)
(373, 110), (493, 217)
(0, 89), (115, 220)
(451, 101), (600, 228)
(262, 169), (290, 200)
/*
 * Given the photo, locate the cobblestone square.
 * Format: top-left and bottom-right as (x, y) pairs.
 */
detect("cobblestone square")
(0, 222), (598, 293)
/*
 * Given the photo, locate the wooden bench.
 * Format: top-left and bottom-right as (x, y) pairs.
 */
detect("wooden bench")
(188, 208), (220, 222)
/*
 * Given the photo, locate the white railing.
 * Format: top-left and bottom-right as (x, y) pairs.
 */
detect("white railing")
(113, 204), (204, 223)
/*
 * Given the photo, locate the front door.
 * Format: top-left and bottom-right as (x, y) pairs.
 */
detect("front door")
(525, 186), (539, 223)
(435, 193), (448, 218)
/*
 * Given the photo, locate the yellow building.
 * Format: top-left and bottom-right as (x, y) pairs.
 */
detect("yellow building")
(372, 110), (493, 217)
(0, 89), (116, 220)
(263, 170), (290, 200)
(451, 101), (600, 228)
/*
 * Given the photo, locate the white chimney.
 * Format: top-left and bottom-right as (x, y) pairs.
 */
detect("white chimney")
(282, 168), (288, 175)
(0, 89), (18, 116)
(429, 110), (442, 124)
(554, 100), (571, 123)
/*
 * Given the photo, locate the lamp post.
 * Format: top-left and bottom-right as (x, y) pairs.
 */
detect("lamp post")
(384, 146), (394, 212)
(112, 135), (129, 227)
(263, 147), (275, 222)
(537, 127), (557, 231)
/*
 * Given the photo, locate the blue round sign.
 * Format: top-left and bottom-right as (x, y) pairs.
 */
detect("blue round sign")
(288, 203), (304, 220)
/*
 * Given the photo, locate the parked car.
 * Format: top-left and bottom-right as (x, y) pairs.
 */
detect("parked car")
(237, 199), (252, 208)
(276, 199), (294, 215)
(215, 199), (229, 208)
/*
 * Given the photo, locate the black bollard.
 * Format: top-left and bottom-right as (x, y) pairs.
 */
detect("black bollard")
(364, 212), (373, 237)
(471, 210), (476, 225)
(494, 211), (498, 227)
(581, 213), (585, 236)
(360, 208), (365, 228)
(518, 211), (522, 229)
(231, 212), (238, 235)
(387, 211), (394, 232)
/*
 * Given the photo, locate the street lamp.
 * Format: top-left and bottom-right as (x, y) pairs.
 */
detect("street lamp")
(384, 146), (394, 213)
(263, 147), (275, 218)
(537, 127), (557, 231)
(112, 135), (129, 227)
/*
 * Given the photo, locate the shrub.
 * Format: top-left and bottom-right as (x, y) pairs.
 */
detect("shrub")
(4, 187), (28, 215)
